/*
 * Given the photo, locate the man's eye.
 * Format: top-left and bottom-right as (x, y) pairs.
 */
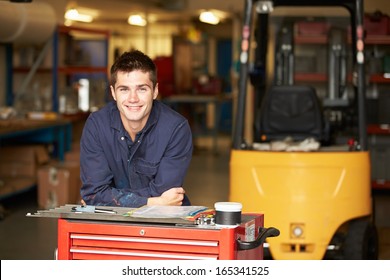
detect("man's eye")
(119, 88), (128, 92)
(138, 87), (148, 93)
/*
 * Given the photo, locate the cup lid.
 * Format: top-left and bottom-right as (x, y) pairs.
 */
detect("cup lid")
(214, 202), (242, 212)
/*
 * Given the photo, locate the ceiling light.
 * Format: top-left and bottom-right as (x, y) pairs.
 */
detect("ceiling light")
(65, 8), (93, 23)
(128, 15), (147, 26)
(256, 1), (274, 14)
(199, 11), (220, 25)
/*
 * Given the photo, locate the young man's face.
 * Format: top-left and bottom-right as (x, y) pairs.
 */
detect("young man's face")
(111, 70), (158, 129)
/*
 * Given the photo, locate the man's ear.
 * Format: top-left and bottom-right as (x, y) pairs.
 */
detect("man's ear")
(110, 85), (116, 101)
(153, 83), (159, 100)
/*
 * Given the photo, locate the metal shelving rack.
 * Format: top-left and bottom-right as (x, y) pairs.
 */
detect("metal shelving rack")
(7, 24), (110, 113)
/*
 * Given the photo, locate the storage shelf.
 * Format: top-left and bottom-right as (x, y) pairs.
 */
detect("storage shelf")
(57, 66), (108, 74)
(13, 67), (52, 73)
(58, 25), (110, 36)
(365, 35), (390, 45)
(295, 73), (390, 84)
(8, 25), (110, 112)
(367, 124), (390, 135)
(53, 25), (110, 112)
(295, 34), (390, 45)
(372, 180), (390, 190)
(370, 74), (390, 83)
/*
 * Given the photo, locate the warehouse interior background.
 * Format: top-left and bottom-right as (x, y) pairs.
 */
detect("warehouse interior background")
(0, 0), (390, 260)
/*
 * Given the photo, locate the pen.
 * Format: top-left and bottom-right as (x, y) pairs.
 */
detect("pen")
(94, 208), (117, 214)
(71, 206), (116, 214)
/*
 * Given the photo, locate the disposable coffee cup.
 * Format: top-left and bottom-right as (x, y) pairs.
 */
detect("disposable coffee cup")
(214, 202), (242, 227)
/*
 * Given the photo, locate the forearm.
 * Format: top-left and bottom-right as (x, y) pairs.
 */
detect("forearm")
(147, 187), (185, 206)
(146, 196), (162, 206)
(81, 183), (148, 208)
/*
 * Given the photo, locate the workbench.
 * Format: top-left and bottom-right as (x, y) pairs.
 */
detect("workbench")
(0, 118), (72, 160)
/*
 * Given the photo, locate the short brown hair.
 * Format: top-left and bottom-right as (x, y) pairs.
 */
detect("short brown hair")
(110, 50), (157, 88)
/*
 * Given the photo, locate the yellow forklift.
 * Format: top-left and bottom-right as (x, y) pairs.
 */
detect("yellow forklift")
(229, 0), (378, 259)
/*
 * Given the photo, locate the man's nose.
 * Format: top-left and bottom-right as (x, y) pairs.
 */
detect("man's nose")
(127, 90), (139, 102)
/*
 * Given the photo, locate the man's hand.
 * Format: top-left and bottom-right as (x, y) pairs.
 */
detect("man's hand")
(147, 187), (185, 206)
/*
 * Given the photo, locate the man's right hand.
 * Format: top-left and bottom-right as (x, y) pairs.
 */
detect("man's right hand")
(147, 187), (185, 206)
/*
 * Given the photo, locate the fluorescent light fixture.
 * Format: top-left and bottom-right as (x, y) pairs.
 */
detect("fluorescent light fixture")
(199, 11), (220, 25)
(65, 8), (93, 23)
(256, 1), (274, 14)
(128, 15), (147, 26)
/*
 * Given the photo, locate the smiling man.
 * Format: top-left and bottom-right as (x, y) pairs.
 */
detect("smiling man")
(80, 50), (193, 207)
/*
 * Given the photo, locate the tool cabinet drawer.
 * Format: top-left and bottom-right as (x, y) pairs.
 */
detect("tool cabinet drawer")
(70, 246), (218, 260)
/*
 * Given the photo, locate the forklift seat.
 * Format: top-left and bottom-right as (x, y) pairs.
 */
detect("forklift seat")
(256, 85), (325, 142)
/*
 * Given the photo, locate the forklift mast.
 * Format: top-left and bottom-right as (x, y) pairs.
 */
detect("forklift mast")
(233, 0), (367, 150)
(275, 23), (294, 86)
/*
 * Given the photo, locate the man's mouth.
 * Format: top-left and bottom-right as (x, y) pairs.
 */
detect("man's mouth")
(125, 105), (142, 111)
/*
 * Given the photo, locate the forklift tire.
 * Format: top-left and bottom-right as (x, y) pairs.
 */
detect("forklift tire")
(343, 219), (379, 260)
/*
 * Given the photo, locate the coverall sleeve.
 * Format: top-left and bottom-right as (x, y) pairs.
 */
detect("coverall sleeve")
(148, 119), (193, 199)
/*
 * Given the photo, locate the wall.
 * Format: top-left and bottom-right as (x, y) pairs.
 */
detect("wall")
(366, 0), (390, 14)
(103, 23), (181, 65)
(35, 0), (67, 25)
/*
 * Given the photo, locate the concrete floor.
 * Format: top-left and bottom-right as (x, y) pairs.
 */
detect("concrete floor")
(0, 136), (389, 260)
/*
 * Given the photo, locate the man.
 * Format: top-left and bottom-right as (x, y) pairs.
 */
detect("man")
(80, 50), (193, 207)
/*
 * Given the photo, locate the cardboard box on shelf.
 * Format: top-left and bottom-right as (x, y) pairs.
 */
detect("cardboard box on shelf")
(65, 149), (80, 162)
(64, 140), (80, 162)
(0, 177), (36, 199)
(0, 145), (50, 178)
(364, 12), (390, 36)
(37, 161), (81, 209)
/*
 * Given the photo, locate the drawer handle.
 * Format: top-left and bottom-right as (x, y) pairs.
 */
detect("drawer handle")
(237, 227), (280, 251)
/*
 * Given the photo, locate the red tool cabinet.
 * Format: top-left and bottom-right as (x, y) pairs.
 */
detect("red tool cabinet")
(57, 214), (264, 260)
